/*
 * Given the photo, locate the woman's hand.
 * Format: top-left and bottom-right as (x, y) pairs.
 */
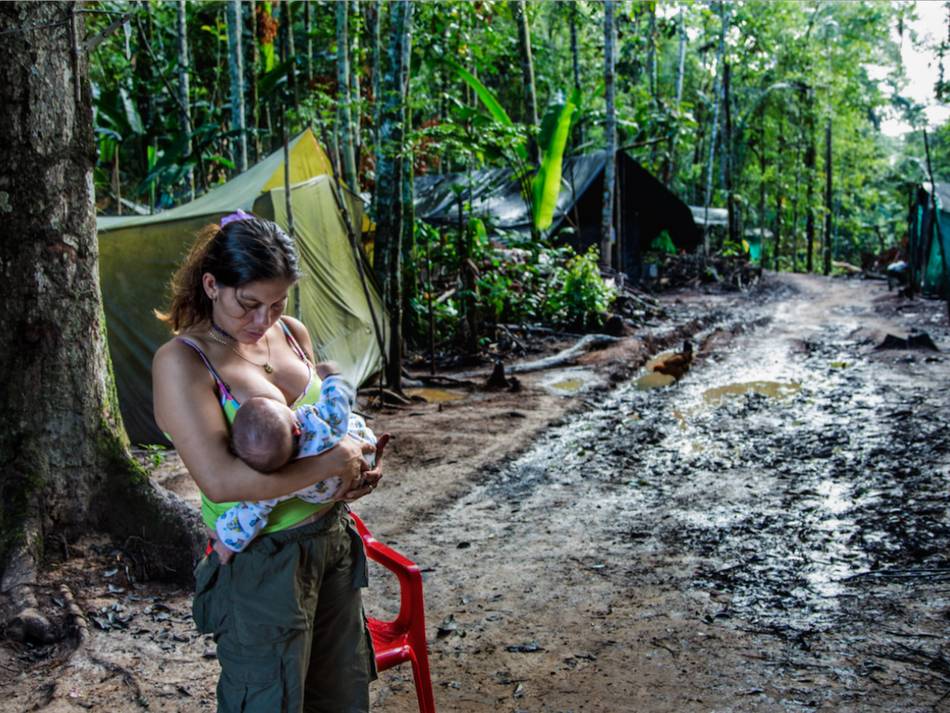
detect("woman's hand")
(339, 433), (389, 503)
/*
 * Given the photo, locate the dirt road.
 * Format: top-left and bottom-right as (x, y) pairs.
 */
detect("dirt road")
(3, 273), (949, 712)
(363, 273), (950, 713)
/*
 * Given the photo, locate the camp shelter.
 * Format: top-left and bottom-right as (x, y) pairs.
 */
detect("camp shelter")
(97, 129), (388, 445)
(414, 151), (700, 280)
(908, 181), (950, 297)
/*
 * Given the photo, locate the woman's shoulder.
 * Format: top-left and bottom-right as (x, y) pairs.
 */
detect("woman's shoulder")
(153, 332), (214, 382)
(280, 316), (315, 358)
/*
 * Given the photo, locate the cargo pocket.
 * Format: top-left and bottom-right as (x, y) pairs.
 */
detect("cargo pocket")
(192, 554), (229, 635)
(217, 649), (284, 713)
(230, 539), (311, 646)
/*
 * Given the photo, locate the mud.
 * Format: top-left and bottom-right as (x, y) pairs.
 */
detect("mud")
(2, 273), (949, 712)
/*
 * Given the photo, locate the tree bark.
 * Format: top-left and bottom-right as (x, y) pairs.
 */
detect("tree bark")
(284, 0), (299, 109)
(226, 0), (247, 172)
(804, 88), (816, 273)
(177, 0), (194, 199)
(351, 0), (363, 169)
(664, 5), (687, 187)
(370, 0), (383, 151)
(0, 2), (204, 606)
(702, 1), (729, 255)
(373, 0), (413, 390)
(601, 0), (617, 269)
(774, 112), (786, 271)
(723, 61), (737, 246)
(513, 0), (539, 162)
(304, 0), (313, 85)
(823, 116), (833, 276)
(337, 0), (359, 192)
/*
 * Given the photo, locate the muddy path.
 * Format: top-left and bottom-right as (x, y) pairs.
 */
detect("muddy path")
(2, 273), (948, 712)
(365, 273), (950, 712)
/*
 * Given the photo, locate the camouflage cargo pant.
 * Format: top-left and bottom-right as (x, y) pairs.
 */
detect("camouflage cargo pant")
(193, 504), (377, 712)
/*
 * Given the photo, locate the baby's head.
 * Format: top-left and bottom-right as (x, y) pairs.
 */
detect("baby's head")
(231, 396), (299, 473)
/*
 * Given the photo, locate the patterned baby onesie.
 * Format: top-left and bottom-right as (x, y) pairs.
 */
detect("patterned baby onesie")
(216, 375), (376, 552)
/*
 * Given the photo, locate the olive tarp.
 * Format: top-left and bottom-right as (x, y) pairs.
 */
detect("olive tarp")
(908, 181), (950, 297)
(97, 130), (388, 445)
(414, 151), (701, 280)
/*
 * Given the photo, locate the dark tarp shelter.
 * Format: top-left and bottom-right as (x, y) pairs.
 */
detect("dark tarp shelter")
(415, 151), (700, 279)
(97, 130), (388, 446)
(908, 181), (950, 297)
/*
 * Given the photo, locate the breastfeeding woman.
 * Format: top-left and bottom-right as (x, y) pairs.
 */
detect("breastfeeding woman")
(152, 212), (381, 712)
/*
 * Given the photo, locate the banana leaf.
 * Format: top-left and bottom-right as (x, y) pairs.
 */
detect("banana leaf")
(531, 89), (579, 231)
(448, 60), (528, 163)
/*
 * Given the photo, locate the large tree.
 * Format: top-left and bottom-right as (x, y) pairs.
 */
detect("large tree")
(0, 1), (202, 642)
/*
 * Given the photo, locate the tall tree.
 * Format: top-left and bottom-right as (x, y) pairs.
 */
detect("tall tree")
(0, 1), (202, 641)
(601, 0), (617, 270)
(513, 0), (539, 161)
(373, 0), (413, 390)
(664, 4), (688, 186)
(226, 0), (247, 172)
(702, 1), (729, 255)
(176, 0), (194, 199)
(823, 116), (833, 275)
(804, 87), (817, 273)
(337, 0), (359, 192)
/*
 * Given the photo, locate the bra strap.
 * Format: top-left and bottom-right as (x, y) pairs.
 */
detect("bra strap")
(177, 337), (236, 402)
(279, 319), (312, 364)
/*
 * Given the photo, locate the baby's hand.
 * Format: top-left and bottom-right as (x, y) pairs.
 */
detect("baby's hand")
(315, 361), (342, 380)
(213, 539), (235, 565)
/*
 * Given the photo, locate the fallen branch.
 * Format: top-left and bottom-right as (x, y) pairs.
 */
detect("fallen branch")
(455, 334), (622, 379)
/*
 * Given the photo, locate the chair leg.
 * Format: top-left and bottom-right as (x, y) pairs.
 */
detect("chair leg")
(410, 654), (437, 713)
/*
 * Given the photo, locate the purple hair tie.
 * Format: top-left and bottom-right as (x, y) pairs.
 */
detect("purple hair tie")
(220, 209), (254, 227)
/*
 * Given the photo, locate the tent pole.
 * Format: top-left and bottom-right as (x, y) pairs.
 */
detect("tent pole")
(923, 129), (950, 317)
(282, 108), (300, 320)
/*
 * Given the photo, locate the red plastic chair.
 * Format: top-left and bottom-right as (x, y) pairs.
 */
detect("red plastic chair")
(350, 512), (436, 713)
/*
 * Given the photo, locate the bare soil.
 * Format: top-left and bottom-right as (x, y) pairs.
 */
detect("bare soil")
(2, 273), (949, 713)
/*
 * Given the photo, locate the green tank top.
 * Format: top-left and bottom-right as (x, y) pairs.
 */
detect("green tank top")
(177, 321), (334, 532)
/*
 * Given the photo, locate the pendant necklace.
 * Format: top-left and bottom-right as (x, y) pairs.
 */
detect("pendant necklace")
(209, 322), (274, 374)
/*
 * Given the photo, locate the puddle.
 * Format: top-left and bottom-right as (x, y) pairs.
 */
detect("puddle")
(541, 368), (597, 396)
(635, 372), (676, 390)
(702, 380), (801, 405)
(550, 378), (585, 393)
(405, 387), (467, 403)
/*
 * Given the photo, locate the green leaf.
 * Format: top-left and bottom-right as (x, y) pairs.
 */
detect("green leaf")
(531, 89), (578, 231)
(118, 87), (144, 136)
(258, 58), (294, 99)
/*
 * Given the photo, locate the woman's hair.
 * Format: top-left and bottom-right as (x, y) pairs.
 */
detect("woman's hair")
(157, 215), (300, 332)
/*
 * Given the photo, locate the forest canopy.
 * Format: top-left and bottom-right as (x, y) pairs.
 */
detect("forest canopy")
(87, 0), (950, 350)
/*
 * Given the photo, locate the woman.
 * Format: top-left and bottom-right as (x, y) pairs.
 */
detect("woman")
(152, 212), (381, 712)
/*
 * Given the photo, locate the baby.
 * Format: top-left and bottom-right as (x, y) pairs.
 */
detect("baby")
(212, 363), (378, 562)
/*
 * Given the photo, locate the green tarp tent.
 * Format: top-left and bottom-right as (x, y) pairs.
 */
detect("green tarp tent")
(97, 130), (388, 445)
(909, 181), (950, 297)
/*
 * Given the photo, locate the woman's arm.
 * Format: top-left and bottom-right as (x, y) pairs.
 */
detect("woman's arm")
(153, 339), (366, 503)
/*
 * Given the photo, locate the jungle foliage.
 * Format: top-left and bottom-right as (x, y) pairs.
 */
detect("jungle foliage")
(87, 0), (948, 355)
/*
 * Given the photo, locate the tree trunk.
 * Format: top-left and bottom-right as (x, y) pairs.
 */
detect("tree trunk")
(304, 0), (313, 85)
(249, 0), (263, 162)
(284, 0), (299, 109)
(351, 0), (362, 169)
(823, 116), (833, 276)
(702, 1), (729, 255)
(226, 0), (247, 173)
(569, 1), (583, 147)
(513, 0), (539, 162)
(0, 2), (204, 608)
(373, 0), (413, 390)
(804, 89), (816, 273)
(758, 106), (767, 266)
(723, 61), (737, 246)
(774, 112), (786, 271)
(337, 0), (359, 192)
(664, 5), (687, 186)
(370, 0), (383, 151)
(601, 0), (617, 270)
(177, 0), (194, 199)
(647, 1), (658, 102)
